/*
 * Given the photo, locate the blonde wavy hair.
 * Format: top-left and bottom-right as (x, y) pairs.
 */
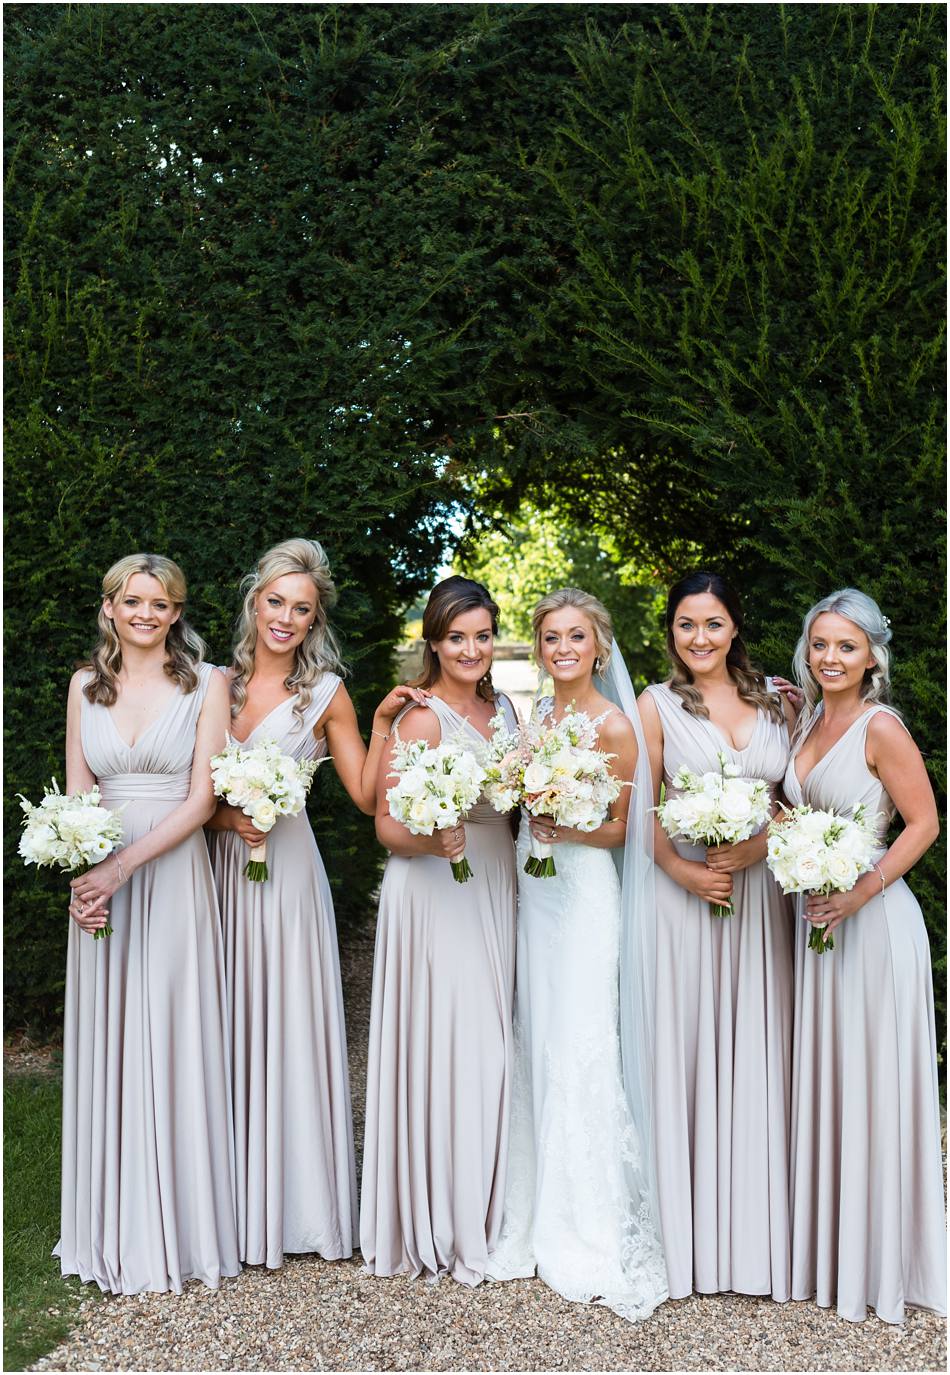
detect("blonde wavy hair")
(665, 571), (784, 723)
(791, 588), (894, 733)
(81, 553), (206, 705)
(532, 587), (614, 676)
(230, 538), (345, 726)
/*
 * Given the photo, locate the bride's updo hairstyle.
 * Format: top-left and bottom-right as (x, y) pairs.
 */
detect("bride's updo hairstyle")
(410, 575), (500, 704)
(531, 587), (614, 676)
(791, 588), (893, 723)
(665, 570), (784, 723)
(230, 537), (345, 726)
(82, 553), (206, 706)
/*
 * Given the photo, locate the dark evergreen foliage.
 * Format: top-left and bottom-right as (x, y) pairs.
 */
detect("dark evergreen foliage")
(477, 2), (947, 1042)
(5, 4), (943, 1049)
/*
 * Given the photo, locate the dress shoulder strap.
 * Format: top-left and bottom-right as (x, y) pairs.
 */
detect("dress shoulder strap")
(855, 702), (908, 735)
(392, 699), (441, 739)
(494, 692), (519, 728)
(193, 660), (216, 705)
(643, 681), (678, 718)
(302, 672), (343, 729)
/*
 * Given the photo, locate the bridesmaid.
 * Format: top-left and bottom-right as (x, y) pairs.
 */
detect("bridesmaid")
(206, 537), (426, 1269)
(361, 575), (519, 1285)
(639, 570), (796, 1301)
(785, 589), (945, 1323)
(61, 553), (239, 1294)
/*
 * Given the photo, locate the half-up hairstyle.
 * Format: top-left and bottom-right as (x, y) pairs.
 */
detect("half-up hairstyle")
(791, 588), (894, 732)
(531, 587), (614, 675)
(410, 575), (500, 703)
(82, 553), (206, 705)
(230, 538), (346, 727)
(665, 570), (784, 723)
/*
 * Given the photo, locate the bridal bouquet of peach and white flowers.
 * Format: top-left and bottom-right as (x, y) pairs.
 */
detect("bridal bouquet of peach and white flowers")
(766, 802), (880, 953)
(17, 778), (125, 938)
(210, 737), (323, 881)
(481, 710), (530, 814)
(655, 750), (772, 917)
(385, 730), (487, 882)
(510, 703), (624, 878)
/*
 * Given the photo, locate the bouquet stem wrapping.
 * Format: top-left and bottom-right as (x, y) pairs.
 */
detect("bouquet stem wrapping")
(450, 850), (473, 884)
(524, 833), (556, 879)
(244, 840), (269, 883)
(808, 887), (836, 952)
(808, 923), (833, 954)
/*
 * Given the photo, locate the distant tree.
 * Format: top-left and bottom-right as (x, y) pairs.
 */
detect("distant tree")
(455, 498), (667, 689)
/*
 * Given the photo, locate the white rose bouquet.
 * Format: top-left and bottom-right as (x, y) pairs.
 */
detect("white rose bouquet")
(518, 704), (624, 878)
(17, 778), (125, 939)
(210, 737), (324, 881)
(766, 802), (880, 953)
(385, 730), (487, 882)
(655, 750), (772, 917)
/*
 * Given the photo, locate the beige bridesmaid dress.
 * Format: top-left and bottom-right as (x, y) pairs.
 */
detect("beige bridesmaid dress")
(207, 673), (357, 1267)
(57, 664), (240, 1294)
(360, 694), (518, 1285)
(645, 681), (794, 1300)
(785, 704), (946, 1323)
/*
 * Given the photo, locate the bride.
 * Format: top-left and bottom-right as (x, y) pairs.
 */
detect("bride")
(486, 587), (668, 1321)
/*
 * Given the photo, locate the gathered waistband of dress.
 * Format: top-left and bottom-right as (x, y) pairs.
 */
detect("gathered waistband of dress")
(468, 805), (517, 827)
(99, 772), (191, 803)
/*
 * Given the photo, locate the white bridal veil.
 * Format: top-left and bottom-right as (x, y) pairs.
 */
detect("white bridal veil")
(599, 639), (663, 1241)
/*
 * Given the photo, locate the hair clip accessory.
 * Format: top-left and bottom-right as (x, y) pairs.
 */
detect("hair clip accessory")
(881, 614), (891, 629)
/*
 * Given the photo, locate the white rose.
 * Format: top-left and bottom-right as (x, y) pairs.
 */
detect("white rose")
(720, 791), (753, 823)
(795, 855), (823, 888)
(524, 760), (553, 792)
(249, 799), (278, 831)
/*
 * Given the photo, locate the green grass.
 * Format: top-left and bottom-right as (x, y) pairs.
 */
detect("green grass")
(3, 1068), (93, 1371)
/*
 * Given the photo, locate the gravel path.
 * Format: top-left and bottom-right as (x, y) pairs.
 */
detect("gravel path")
(32, 923), (947, 1373)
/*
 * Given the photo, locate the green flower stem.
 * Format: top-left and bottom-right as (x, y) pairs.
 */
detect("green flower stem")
(450, 856), (474, 883)
(524, 854), (557, 878)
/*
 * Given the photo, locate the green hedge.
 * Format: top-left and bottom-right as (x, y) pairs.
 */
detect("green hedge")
(468, 3), (947, 1058)
(6, 4), (944, 1050)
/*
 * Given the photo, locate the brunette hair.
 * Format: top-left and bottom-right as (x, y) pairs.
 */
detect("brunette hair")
(665, 570), (783, 723)
(531, 587), (614, 674)
(230, 538), (345, 726)
(81, 553), (206, 705)
(410, 575), (500, 703)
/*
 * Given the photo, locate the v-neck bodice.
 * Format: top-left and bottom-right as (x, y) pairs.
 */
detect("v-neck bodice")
(783, 704), (899, 843)
(645, 680), (790, 791)
(80, 664), (217, 803)
(226, 672), (342, 763)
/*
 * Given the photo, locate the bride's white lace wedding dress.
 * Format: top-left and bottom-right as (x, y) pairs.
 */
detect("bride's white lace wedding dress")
(486, 701), (669, 1322)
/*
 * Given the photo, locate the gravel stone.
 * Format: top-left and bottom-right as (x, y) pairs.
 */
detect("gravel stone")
(30, 923), (947, 1373)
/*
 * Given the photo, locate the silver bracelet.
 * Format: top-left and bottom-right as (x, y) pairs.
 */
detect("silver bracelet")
(115, 854), (128, 884)
(371, 727), (390, 741)
(873, 862), (886, 893)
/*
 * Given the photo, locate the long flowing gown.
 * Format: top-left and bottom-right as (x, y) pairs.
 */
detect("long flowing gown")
(207, 674), (357, 1267)
(645, 680), (793, 1300)
(57, 664), (240, 1295)
(785, 704), (946, 1323)
(360, 694), (518, 1285)
(486, 699), (669, 1322)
